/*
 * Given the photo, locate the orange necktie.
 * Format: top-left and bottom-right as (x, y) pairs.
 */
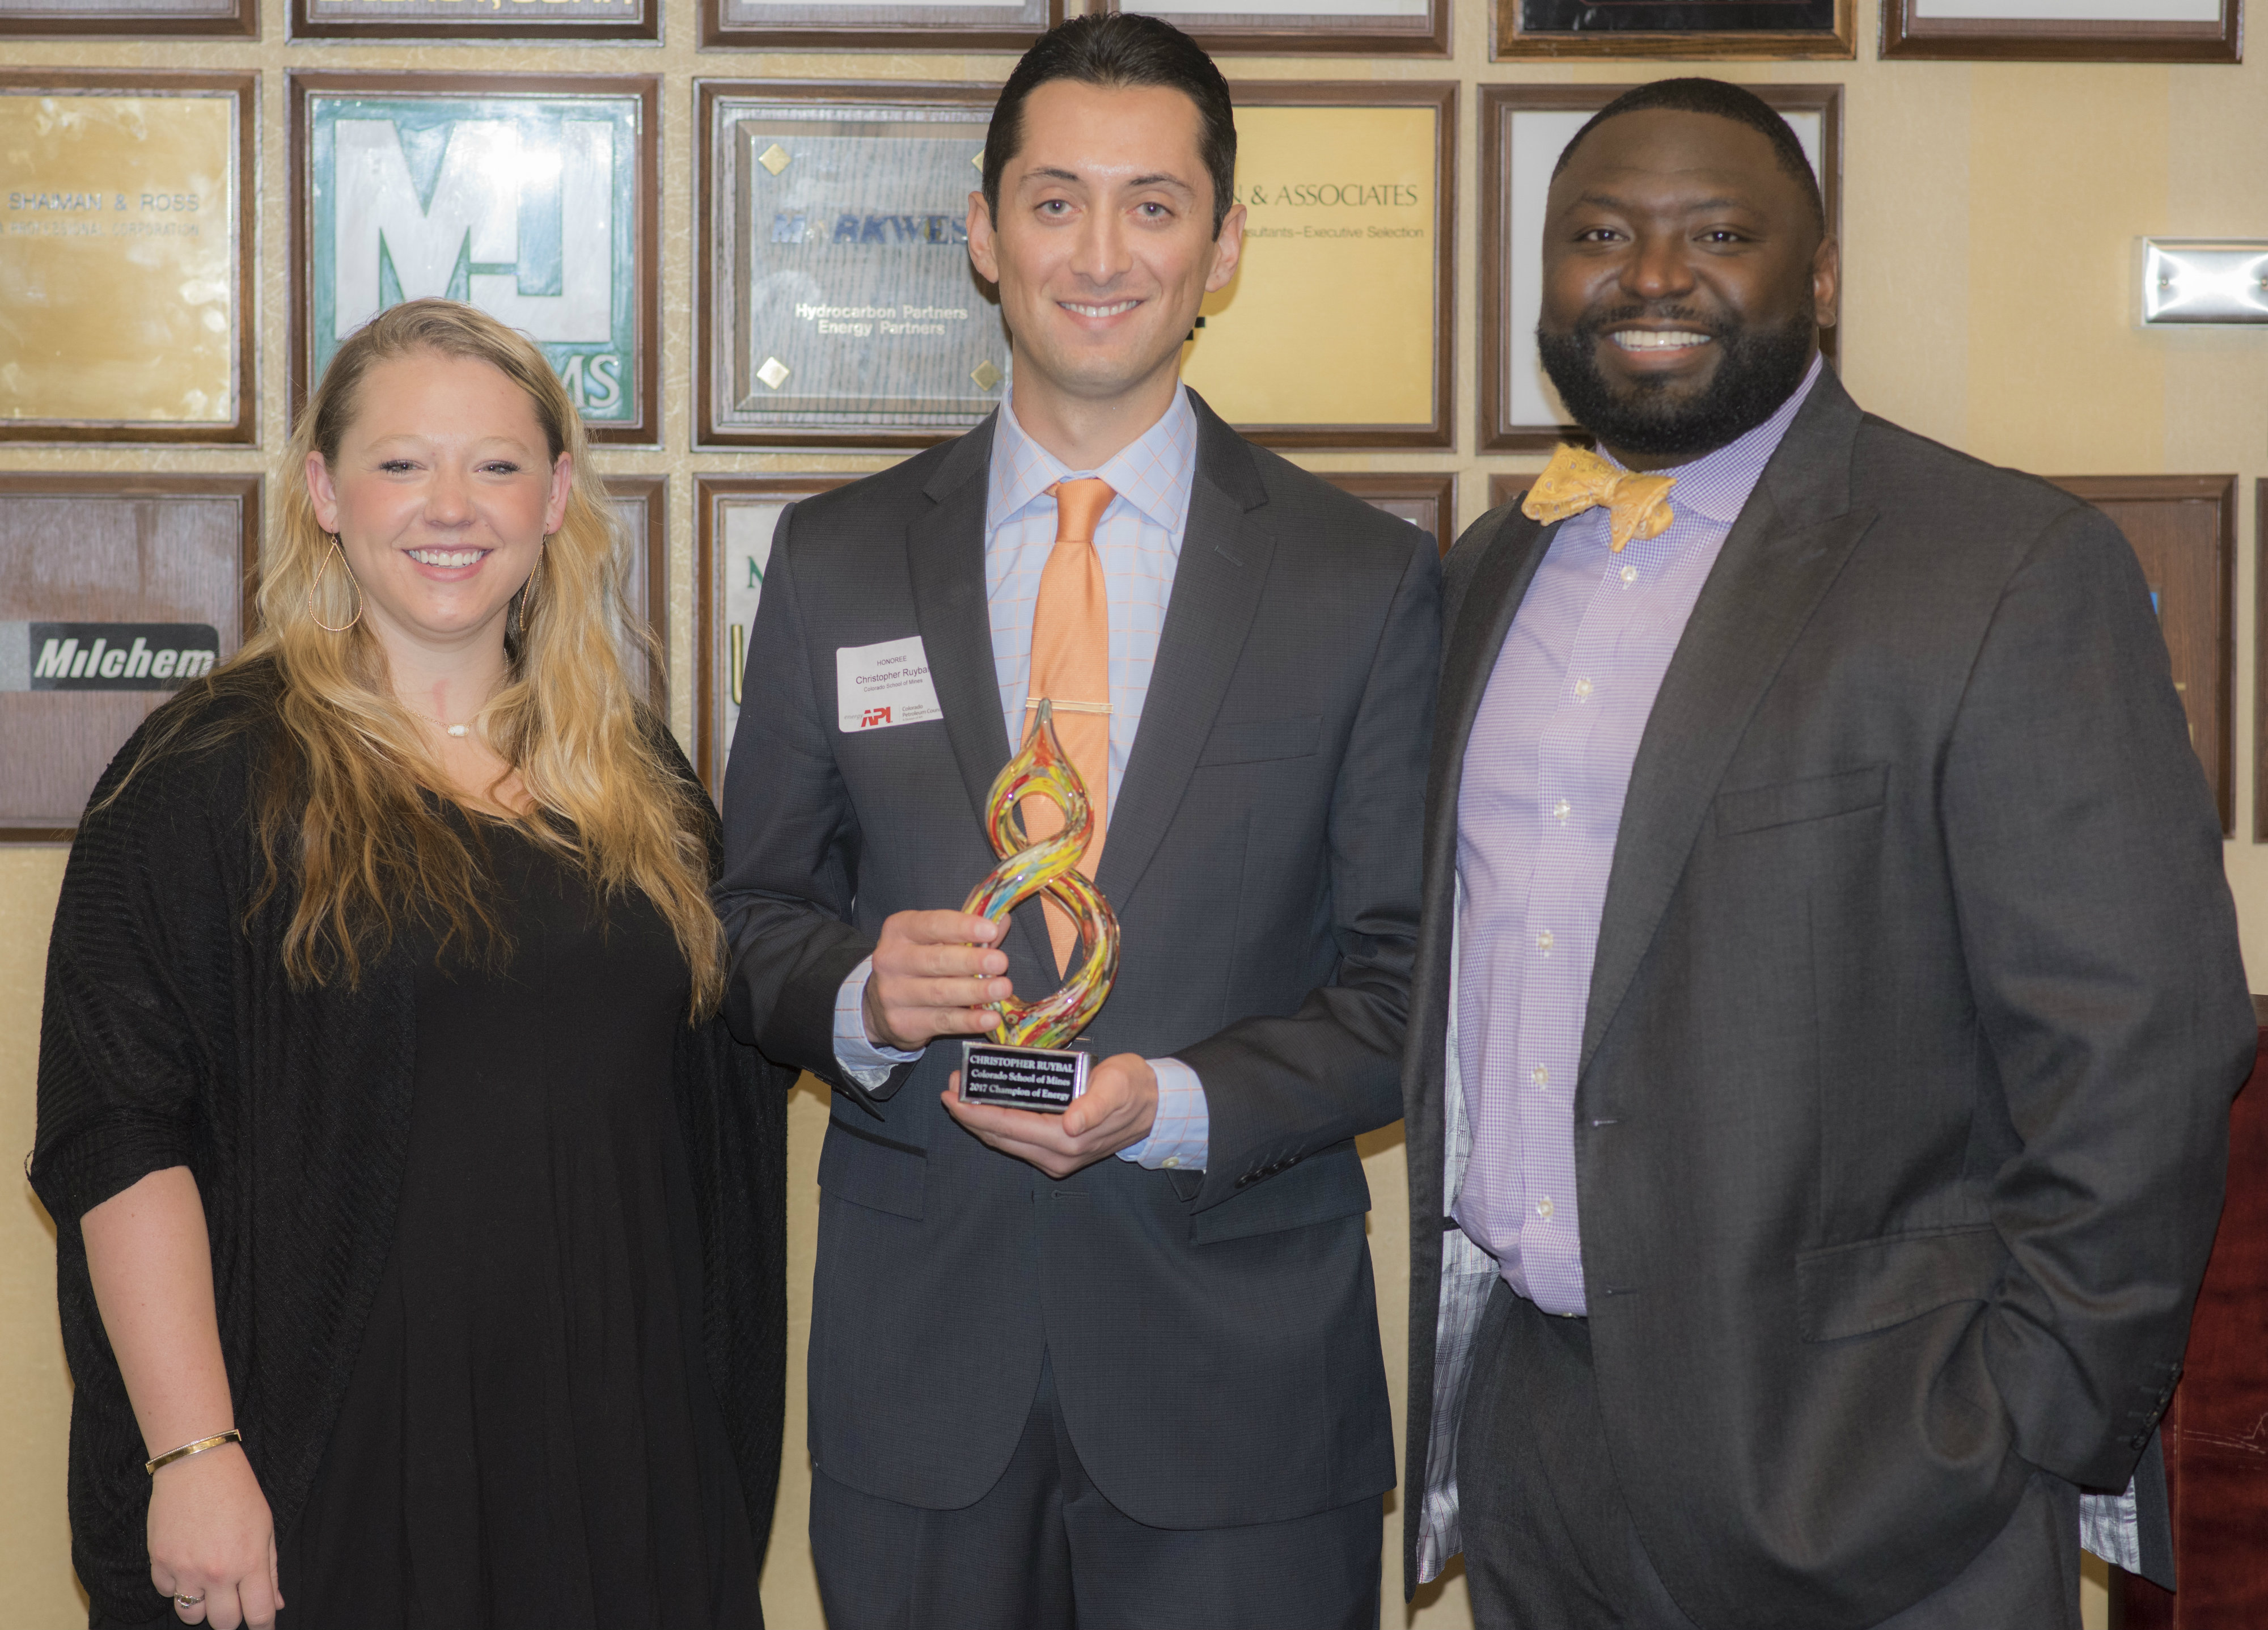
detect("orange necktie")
(1521, 444), (1677, 552)
(1023, 478), (1115, 974)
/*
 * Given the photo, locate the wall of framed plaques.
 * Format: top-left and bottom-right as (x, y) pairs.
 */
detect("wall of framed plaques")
(7, 0), (2268, 1625)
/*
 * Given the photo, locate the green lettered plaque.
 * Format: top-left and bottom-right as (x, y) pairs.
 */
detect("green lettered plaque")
(297, 74), (657, 442)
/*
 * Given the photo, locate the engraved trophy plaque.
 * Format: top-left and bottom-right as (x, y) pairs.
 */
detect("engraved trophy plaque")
(958, 699), (1120, 1113)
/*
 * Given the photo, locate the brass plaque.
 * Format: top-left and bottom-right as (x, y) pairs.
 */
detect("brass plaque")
(0, 89), (242, 431)
(1179, 87), (1454, 447)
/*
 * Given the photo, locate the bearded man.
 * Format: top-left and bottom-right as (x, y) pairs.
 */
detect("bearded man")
(1400, 77), (2253, 1630)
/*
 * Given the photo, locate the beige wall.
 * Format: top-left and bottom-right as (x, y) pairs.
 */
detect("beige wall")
(4, 0), (2264, 1621)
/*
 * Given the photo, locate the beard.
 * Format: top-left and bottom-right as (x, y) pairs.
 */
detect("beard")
(1536, 299), (1817, 461)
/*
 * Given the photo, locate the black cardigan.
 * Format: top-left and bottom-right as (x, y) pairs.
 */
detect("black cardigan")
(30, 670), (790, 1625)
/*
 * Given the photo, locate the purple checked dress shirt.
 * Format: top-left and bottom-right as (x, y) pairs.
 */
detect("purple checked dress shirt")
(1453, 357), (1822, 1316)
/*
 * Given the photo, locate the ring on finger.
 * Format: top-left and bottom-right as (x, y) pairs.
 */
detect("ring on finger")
(175, 1595), (204, 1608)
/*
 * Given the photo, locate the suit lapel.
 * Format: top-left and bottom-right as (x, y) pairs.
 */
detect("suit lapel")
(904, 415), (1059, 974)
(1095, 395), (1273, 914)
(1580, 373), (1878, 1075)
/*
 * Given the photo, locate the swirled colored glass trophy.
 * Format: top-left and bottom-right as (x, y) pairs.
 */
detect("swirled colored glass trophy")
(957, 699), (1121, 1112)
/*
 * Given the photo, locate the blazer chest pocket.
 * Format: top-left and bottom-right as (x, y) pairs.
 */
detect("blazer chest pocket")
(1198, 715), (1322, 767)
(818, 1117), (926, 1221)
(1796, 1223), (2005, 1342)
(1714, 762), (1889, 838)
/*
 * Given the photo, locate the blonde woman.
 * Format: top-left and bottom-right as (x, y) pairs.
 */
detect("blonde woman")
(33, 299), (787, 1630)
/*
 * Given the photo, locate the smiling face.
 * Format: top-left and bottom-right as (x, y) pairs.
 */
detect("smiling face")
(304, 350), (570, 665)
(1535, 108), (1838, 470)
(968, 78), (1243, 436)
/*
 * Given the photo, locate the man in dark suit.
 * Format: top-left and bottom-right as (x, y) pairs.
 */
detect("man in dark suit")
(715, 15), (1437, 1627)
(1402, 78), (2254, 1629)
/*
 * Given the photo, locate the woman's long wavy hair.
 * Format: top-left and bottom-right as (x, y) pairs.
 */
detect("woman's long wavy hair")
(149, 299), (723, 1011)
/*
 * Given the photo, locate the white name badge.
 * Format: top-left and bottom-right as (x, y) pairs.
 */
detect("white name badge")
(836, 637), (945, 733)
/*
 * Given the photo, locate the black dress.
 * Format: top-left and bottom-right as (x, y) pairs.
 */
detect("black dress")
(277, 822), (764, 1629)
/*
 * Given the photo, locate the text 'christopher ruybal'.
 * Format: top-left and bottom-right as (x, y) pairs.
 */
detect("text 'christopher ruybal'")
(0, 623), (220, 691)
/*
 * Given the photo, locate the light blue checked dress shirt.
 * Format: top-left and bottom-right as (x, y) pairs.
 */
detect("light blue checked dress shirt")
(1453, 357), (1822, 1316)
(831, 386), (1211, 1170)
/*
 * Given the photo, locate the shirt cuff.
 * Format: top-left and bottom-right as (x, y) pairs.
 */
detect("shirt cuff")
(1118, 1057), (1208, 1171)
(833, 957), (924, 1090)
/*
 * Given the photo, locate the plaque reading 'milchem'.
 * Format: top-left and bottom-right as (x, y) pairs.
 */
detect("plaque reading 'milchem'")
(0, 475), (256, 840)
(700, 83), (1009, 450)
(1, 74), (255, 444)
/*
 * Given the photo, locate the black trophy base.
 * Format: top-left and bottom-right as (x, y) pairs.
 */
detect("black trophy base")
(960, 1041), (1090, 1113)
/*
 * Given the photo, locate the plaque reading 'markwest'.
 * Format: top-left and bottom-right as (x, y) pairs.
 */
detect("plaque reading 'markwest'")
(700, 84), (1009, 449)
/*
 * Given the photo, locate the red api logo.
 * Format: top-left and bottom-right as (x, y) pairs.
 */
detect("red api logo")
(860, 706), (892, 729)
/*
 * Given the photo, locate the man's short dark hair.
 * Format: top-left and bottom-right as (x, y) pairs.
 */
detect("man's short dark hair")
(1552, 78), (1825, 237)
(983, 14), (1238, 239)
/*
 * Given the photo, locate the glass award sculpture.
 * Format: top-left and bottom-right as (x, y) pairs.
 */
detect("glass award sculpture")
(957, 699), (1122, 1112)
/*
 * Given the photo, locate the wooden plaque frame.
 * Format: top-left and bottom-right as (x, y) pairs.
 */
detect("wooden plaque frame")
(0, 0), (254, 37)
(2256, 479), (2268, 841)
(1881, 0), (2238, 61)
(0, 71), (258, 445)
(1487, 471), (1531, 512)
(695, 475), (856, 794)
(696, 81), (1006, 452)
(1323, 471), (1459, 552)
(1479, 82), (1843, 454)
(290, 0), (658, 43)
(1207, 81), (1456, 451)
(603, 473), (669, 708)
(2051, 476), (2234, 834)
(1099, 0), (1450, 56)
(701, 0), (1057, 52)
(0, 473), (261, 842)
(289, 72), (662, 447)
(1496, 0), (1854, 57)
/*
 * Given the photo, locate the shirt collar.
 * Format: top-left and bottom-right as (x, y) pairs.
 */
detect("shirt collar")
(1599, 352), (1825, 527)
(988, 384), (1199, 539)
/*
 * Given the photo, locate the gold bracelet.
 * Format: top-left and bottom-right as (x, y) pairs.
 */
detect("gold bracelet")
(145, 1429), (241, 1477)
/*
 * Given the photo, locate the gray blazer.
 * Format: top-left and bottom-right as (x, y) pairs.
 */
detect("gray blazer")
(1401, 371), (2254, 1627)
(717, 391), (1438, 1527)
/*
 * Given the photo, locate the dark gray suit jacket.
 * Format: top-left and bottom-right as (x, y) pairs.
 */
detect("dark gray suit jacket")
(717, 391), (1438, 1528)
(1401, 371), (2254, 1627)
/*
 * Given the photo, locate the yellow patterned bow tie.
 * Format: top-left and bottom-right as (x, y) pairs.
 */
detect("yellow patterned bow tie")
(1521, 444), (1678, 552)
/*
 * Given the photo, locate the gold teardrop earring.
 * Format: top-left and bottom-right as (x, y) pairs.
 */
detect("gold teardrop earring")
(308, 533), (363, 634)
(513, 540), (547, 648)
